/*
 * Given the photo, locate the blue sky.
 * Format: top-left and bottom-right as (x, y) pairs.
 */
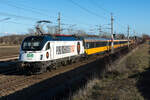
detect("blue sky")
(0, 0), (149, 36)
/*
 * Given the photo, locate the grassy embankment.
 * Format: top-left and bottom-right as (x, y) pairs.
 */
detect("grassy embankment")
(72, 43), (150, 100)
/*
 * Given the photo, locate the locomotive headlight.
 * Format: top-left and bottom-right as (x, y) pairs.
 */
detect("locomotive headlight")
(40, 55), (43, 60)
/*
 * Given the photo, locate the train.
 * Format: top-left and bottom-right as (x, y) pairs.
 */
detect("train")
(18, 34), (130, 74)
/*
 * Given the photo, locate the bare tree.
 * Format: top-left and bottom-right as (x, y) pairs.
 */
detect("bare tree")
(0, 35), (27, 45)
(142, 34), (150, 41)
(75, 29), (87, 36)
(116, 34), (125, 39)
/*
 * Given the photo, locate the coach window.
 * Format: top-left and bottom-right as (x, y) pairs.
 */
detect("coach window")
(103, 42), (107, 46)
(90, 42), (94, 48)
(46, 42), (50, 50)
(96, 42), (99, 47)
(85, 43), (88, 49)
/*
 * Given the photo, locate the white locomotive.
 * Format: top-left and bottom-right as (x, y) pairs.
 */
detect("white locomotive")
(18, 34), (84, 73)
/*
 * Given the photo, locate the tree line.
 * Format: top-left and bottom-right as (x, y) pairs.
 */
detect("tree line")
(0, 35), (27, 45)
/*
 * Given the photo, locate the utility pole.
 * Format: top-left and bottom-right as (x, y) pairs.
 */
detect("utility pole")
(111, 13), (114, 53)
(127, 25), (130, 47)
(98, 25), (102, 37)
(57, 12), (61, 34)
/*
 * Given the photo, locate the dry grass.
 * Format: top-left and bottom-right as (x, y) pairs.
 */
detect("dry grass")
(71, 79), (100, 100)
(72, 43), (149, 100)
(0, 46), (20, 58)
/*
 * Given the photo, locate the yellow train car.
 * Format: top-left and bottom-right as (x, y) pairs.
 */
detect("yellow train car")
(83, 37), (128, 55)
(83, 37), (110, 55)
(113, 40), (128, 49)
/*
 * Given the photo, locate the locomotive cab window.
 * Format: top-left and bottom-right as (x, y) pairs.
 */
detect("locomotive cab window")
(22, 36), (44, 51)
(46, 42), (50, 50)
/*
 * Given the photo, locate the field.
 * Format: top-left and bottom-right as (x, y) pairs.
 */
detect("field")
(0, 46), (20, 59)
(72, 42), (150, 100)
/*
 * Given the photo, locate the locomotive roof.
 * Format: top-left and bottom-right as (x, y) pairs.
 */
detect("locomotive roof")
(25, 35), (81, 41)
(24, 35), (128, 42)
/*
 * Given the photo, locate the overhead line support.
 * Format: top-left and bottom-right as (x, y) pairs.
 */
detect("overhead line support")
(111, 13), (114, 53)
(127, 25), (130, 47)
(58, 12), (61, 34)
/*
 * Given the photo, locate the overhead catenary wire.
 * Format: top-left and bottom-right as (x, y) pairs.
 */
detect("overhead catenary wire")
(6, 21), (35, 26)
(2, 0), (50, 13)
(67, 0), (108, 20)
(0, 0), (57, 18)
(88, 0), (110, 14)
(0, 12), (42, 21)
(67, 0), (127, 35)
(64, 0), (110, 34)
(87, 0), (131, 35)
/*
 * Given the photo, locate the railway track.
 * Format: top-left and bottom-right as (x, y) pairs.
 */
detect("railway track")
(0, 52), (108, 97)
(0, 46), (137, 99)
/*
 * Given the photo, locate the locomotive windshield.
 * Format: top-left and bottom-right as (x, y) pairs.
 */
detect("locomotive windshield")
(22, 36), (44, 51)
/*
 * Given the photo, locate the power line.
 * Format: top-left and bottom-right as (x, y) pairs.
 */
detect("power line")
(67, 0), (108, 20)
(115, 20), (128, 33)
(6, 21), (34, 26)
(0, 18), (11, 22)
(88, 0), (130, 34)
(88, 0), (110, 14)
(62, 17), (94, 27)
(0, 0), (56, 18)
(0, 12), (42, 21)
(3, 0), (50, 13)
(67, 0), (128, 35)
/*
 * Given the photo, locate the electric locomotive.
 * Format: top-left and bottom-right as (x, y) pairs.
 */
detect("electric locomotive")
(18, 34), (84, 73)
